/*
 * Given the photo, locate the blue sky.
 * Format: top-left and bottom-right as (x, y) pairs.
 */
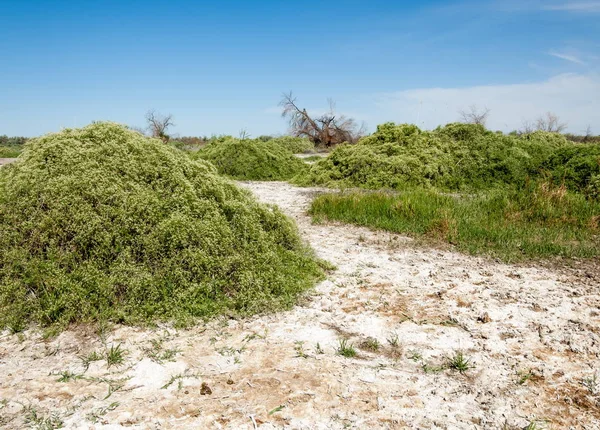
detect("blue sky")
(1, 0), (598, 136)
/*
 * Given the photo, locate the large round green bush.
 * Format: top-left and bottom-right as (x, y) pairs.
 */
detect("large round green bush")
(195, 138), (307, 180)
(0, 122), (325, 330)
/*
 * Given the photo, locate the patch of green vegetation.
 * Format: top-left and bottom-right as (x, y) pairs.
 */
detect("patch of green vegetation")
(359, 337), (380, 352)
(0, 136), (27, 158)
(295, 122), (599, 196)
(269, 136), (314, 154)
(80, 350), (103, 370)
(337, 338), (357, 358)
(302, 155), (325, 162)
(309, 183), (600, 261)
(0, 145), (23, 158)
(56, 370), (84, 383)
(447, 351), (472, 373)
(105, 344), (125, 368)
(195, 137), (307, 180)
(24, 406), (63, 430)
(0, 122), (325, 331)
(143, 338), (180, 364)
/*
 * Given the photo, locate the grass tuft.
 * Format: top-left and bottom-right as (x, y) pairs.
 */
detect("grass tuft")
(447, 351), (472, 373)
(337, 338), (357, 358)
(105, 344), (125, 368)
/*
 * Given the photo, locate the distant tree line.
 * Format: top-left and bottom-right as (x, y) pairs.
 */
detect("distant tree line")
(0, 135), (29, 146)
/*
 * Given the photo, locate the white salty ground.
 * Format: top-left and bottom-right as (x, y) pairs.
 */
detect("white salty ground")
(1, 181), (599, 429)
(0, 158), (17, 167)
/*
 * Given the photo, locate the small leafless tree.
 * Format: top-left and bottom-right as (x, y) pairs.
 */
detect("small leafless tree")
(145, 110), (174, 143)
(520, 119), (535, 134)
(280, 92), (364, 147)
(238, 129), (251, 141)
(458, 105), (490, 126)
(584, 125), (593, 142)
(534, 112), (567, 133)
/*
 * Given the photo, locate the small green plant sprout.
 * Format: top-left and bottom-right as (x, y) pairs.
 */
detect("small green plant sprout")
(337, 339), (357, 358)
(524, 420), (546, 430)
(268, 405), (286, 415)
(161, 371), (199, 390)
(583, 371), (599, 395)
(294, 341), (308, 358)
(242, 330), (267, 342)
(24, 406), (63, 429)
(408, 350), (423, 362)
(422, 363), (445, 374)
(86, 402), (119, 424)
(387, 332), (400, 348)
(517, 369), (534, 385)
(143, 339), (180, 364)
(360, 337), (380, 352)
(105, 344), (125, 368)
(80, 350), (102, 370)
(447, 351), (472, 373)
(315, 343), (324, 354)
(56, 370), (83, 383)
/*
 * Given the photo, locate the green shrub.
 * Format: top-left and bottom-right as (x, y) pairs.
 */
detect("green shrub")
(310, 182), (600, 261)
(195, 138), (307, 180)
(270, 136), (314, 154)
(542, 144), (600, 193)
(0, 145), (23, 158)
(0, 122), (325, 331)
(588, 175), (600, 199)
(295, 123), (576, 192)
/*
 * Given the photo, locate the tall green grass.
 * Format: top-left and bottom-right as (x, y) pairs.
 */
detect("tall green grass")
(310, 182), (600, 261)
(0, 145), (23, 158)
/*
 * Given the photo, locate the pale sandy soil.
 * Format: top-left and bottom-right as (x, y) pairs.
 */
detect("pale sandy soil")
(1, 181), (599, 429)
(0, 158), (17, 166)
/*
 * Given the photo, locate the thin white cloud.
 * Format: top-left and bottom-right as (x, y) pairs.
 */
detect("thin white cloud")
(548, 51), (587, 65)
(543, 1), (600, 11)
(370, 74), (600, 133)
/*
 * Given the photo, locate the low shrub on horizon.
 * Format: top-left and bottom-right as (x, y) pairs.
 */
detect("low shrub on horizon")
(0, 122), (326, 332)
(310, 182), (600, 261)
(269, 136), (315, 154)
(195, 137), (307, 180)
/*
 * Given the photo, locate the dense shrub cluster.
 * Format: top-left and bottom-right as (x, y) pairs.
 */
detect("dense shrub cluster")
(296, 123), (599, 195)
(269, 136), (314, 154)
(0, 122), (325, 331)
(195, 138), (307, 180)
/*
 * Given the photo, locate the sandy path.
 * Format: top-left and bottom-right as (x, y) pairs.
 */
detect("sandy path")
(0, 158), (17, 167)
(1, 181), (599, 429)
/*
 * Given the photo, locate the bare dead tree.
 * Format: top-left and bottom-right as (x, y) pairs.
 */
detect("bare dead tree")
(520, 119), (535, 134)
(458, 105), (491, 126)
(129, 125), (148, 136)
(534, 112), (567, 133)
(145, 110), (174, 143)
(584, 125), (593, 142)
(279, 92), (364, 147)
(238, 129), (251, 141)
